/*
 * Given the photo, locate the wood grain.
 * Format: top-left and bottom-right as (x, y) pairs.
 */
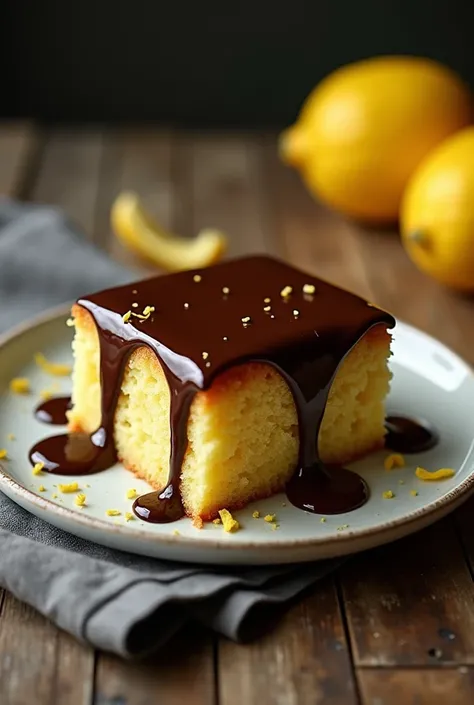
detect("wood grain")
(358, 667), (474, 705)
(0, 121), (40, 198)
(342, 519), (474, 666)
(0, 595), (93, 705)
(219, 582), (358, 705)
(32, 129), (104, 239)
(94, 627), (214, 705)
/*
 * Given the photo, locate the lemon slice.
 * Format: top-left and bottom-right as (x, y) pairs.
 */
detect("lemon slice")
(111, 192), (227, 272)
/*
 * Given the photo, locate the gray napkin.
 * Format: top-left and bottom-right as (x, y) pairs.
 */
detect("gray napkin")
(0, 199), (341, 657)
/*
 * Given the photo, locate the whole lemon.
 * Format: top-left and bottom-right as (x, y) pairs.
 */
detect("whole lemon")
(280, 56), (472, 223)
(401, 127), (474, 292)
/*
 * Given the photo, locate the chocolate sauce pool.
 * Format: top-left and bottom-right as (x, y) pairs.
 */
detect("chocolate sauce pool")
(34, 396), (71, 425)
(29, 256), (396, 522)
(385, 415), (438, 454)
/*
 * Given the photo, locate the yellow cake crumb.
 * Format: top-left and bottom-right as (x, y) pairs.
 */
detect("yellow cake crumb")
(280, 285), (293, 298)
(320, 517), (326, 523)
(415, 467), (456, 481)
(7, 433), (15, 441)
(410, 490), (418, 496)
(122, 310), (132, 323)
(34, 352), (71, 377)
(252, 510), (260, 519)
(106, 509), (121, 516)
(193, 274), (202, 283)
(32, 462), (44, 475)
(264, 297), (271, 304)
(38, 485), (46, 492)
(213, 517), (222, 525)
(126, 488), (137, 499)
(384, 453), (405, 471)
(0, 449), (7, 460)
(59, 482), (79, 493)
(52, 493), (58, 499)
(9, 377), (30, 394)
(222, 286), (230, 295)
(193, 516), (204, 529)
(303, 283), (316, 295)
(125, 512), (135, 521)
(218, 509), (240, 532)
(66, 317), (75, 327)
(74, 493), (86, 507)
(264, 514), (276, 523)
(292, 309), (300, 318)
(382, 490), (395, 499)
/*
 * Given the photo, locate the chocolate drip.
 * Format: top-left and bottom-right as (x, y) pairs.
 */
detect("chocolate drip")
(385, 415), (438, 454)
(29, 256), (395, 521)
(34, 396), (71, 425)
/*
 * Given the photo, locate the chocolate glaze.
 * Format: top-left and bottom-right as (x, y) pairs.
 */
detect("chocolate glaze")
(29, 255), (395, 521)
(385, 415), (438, 454)
(34, 396), (71, 425)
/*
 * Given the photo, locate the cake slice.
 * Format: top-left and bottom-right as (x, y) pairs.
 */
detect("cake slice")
(68, 255), (394, 522)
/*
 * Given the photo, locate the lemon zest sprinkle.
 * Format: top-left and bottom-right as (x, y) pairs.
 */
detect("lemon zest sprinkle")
(59, 482), (79, 493)
(75, 493), (86, 507)
(382, 490), (395, 499)
(34, 353), (71, 377)
(32, 462), (44, 475)
(125, 512), (135, 521)
(410, 490), (418, 497)
(264, 514), (276, 523)
(252, 510), (260, 519)
(126, 488), (137, 499)
(0, 449), (7, 460)
(38, 485), (47, 492)
(106, 509), (121, 517)
(415, 467), (455, 481)
(9, 377), (30, 394)
(384, 453), (405, 471)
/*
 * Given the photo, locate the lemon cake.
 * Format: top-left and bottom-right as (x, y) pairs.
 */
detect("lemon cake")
(67, 255), (394, 523)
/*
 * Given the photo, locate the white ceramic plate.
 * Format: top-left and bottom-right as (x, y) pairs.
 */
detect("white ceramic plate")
(0, 306), (473, 565)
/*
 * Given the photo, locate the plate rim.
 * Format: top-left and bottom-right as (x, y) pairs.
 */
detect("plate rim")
(1, 303), (474, 555)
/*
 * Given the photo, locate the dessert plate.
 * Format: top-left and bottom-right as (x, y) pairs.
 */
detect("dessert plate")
(0, 306), (473, 565)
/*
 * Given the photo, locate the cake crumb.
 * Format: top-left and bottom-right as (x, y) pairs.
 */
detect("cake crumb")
(410, 490), (418, 496)
(241, 316), (252, 327)
(52, 493), (58, 499)
(106, 509), (121, 516)
(205, 361), (211, 368)
(7, 433), (15, 441)
(218, 509), (240, 533)
(0, 449), (7, 460)
(280, 285), (293, 298)
(74, 493), (86, 507)
(264, 297), (271, 304)
(59, 482), (79, 493)
(213, 517), (222, 525)
(264, 514), (276, 523)
(382, 490), (395, 499)
(9, 377), (30, 394)
(193, 274), (202, 283)
(263, 305), (271, 312)
(415, 467), (455, 481)
(126, 488), (137, 499)
(271, 522), (279, 530)
(66, 317), (75, 327)
(132, 302), (138, 308)
(223, 336), (228, 341)
(38, 485), (46, 492)
(173, 530), (180, 536)
(202, 351), (209, 360)
(193, 517), (204, 529)
(222, 286), (230, 295)
(132, 289), (138, 294)
(292, 309), (300, 318)
(384, 453), (405, 470)
(125, 512), (135, 521)
(252, 510), (260, 519)
(34, 352), (71, 377)
(32, 462), (44, 475)
(303, 283), (316, 295)
(320, 517), (326, 523)
(184, 302), (190, 309)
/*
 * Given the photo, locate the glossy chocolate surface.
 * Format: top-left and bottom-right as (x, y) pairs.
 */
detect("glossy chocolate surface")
(30, 255), (395, 521)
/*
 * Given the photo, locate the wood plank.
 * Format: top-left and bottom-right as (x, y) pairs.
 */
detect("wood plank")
(341, 519), (474, 666)
(0, 121), (40, 197)
(94, 627), (214, 705)
(219, 583), (358, 705)
(0, 127), (102, 703)
(93, 129), (216, 702)
(0, 596), (93, 705)
(358, 667), (474, 705)
(32, 129), (104, 239)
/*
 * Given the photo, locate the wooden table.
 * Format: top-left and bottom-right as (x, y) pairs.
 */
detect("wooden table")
(1, 122), (474, 705)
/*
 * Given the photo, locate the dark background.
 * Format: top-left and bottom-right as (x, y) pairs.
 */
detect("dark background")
(4, 0), (474, 127)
